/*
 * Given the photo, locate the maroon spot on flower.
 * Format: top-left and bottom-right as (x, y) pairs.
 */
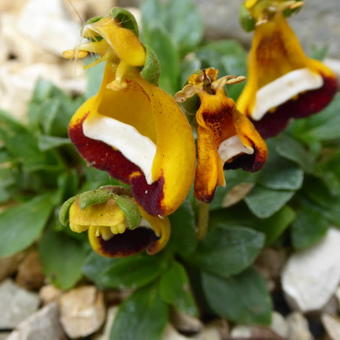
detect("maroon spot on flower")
(252, 75), (338, 138)
(69, 115), (165, 216)
(97, 228), (159, 257)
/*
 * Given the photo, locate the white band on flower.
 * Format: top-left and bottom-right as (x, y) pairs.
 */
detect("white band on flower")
(252, 68), (323, 121)
(218, 135), (254, 163)
(83, 113), (156, 184)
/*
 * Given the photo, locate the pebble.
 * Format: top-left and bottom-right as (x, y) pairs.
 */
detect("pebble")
(7, 302), (66, 340)
(321, 314), (340, 340)
(270, 312), (289, 339)
(230, 325), (283, 339)
(93, 306), (118, 340)
(286, 312), (313, 340)
(39, 285), (63, 305)
(59, 286), (106, 338)
(282, 228), (340, 312)
(0, 279), (39, 329)
(16, 251), (44, 291)
(0, 252), (25, 282)
(171, 310), (203, 334)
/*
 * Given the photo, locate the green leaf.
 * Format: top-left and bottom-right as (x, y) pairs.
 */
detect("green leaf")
(257, 153), (304, 191)
(0, 111), (60, 172)
(272, 134), (315, 172)
(99, 254), (167, 289)
(110, 284), (168, 340)
(38, 135), (70, 151)
(291, 203), (329, 249)
(0, 194), (54, 257)
(290, 94), (340, 141)
(169, 200), (197, 257)
(39, 228), (88, 289)
(202, 268), (272, 325)
(83, 252), (117, 289)
(245, 186), (295, 218)
(159, 261), (198, 316)
(189, 225), (264, 277)
(143, 26), (180, 93)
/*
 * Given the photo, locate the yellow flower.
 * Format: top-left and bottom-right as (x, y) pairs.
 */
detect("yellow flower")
(176, 68), (267, 203)
(64, 13), (195, 216)
(237, 0), (338, 138)
(69, 197), (170, 257)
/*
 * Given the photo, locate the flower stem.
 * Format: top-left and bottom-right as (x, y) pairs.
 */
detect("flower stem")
(197, 200), (210, 240)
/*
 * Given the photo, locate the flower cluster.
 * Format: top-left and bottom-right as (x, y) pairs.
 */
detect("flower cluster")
(61, 2), (337, 257)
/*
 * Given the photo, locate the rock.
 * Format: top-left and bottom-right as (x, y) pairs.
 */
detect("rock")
(7, 302), (66, 340)
(270, 312), (289, 339)
(16, 251), (44, 291)
(230, 325), (283, 339)
(93, 306), (118, 340)
(162, 325), (191, 340)
(222, 183), (254, 208)
(282, 228), (340, 312)
(194, 325), (220, 340)
(0, 252), (25, 282)
(321, 296), (338, 316)
(208, 320), (229, 339)
(0, 279), (40, 329)
(336, 287), (340, 309)
(17, 0), (81, 55)
(321, 314), (340, 340)
(171, 310), (203, 334)
(0, 333), (11, 340)
(59, 286), (106, 338)
(286, 312), (313, 340)
(39, 285), (63, 305)
(0, 62), (85, 120)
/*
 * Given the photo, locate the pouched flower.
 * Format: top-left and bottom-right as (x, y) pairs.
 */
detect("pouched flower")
(176, 68), (267, 203)
(63, 10), (195, 216)
(237, 0), (338, 138)
(60, 187), (170, 257)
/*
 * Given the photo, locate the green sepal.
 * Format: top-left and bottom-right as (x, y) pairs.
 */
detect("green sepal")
(239, 4), (256, 32)
(59, 196), (76, 226)
(78, 189), (112, 209)
(85, 16), (103, 25)
(111, 7), (139, 36)
(283, 0), (304, 18)
(113, 195), (142, 230)
(140, 45), (160, 85)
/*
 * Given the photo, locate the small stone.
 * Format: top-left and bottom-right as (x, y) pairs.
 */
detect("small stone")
(93, 306), (118, 340)
(321, 314), (340, 340)
(0, 279), (40, 329)
(59, 286), (106, 338)
(39, 285), (63, 305)
(17, 0), (81, 55)
(286, 312), (313, 340)
(321, 296), (338, 316)
(0, 252), (25, 282)
(282, 228), (340, 312)
(194, 325), (221, 340)
(336, 287), (340, 309)
(16, 251), (44, 290)
(171, 310), (203, 334)
(162, 325), (191, 340)
(7, 302), (66, 340)
(222, 183), (254, 208)
(0, 333), (11, 340)
(270, 312), (289, 339)
(230, 325), (283, 339)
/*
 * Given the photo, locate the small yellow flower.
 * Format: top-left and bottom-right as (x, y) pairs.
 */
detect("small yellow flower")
(237, 0), (338, 138)
(176, 68), (267, 202)
(64, 11), (195, 216)
(69, 197), (170, 257)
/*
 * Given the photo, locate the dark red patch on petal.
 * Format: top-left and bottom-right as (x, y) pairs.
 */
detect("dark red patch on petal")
(97, 228), (159, 258)
(69, 116), (164, 216)
(130, 175), (164, 216)
(253, 75), (338, 138)
(224, 142), (266, 172)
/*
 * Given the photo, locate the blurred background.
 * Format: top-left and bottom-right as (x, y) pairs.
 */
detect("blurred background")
(1, 0), (339, 121)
